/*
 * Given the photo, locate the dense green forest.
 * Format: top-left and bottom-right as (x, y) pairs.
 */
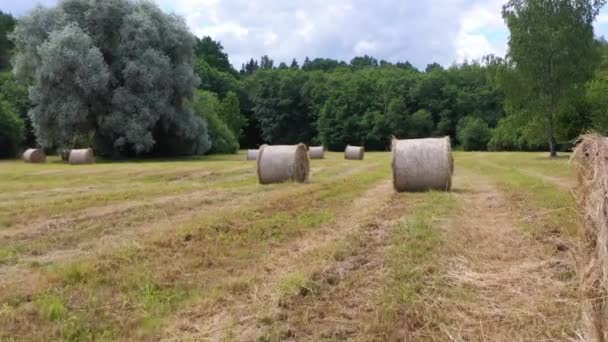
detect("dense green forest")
(1, 0), (608, 158)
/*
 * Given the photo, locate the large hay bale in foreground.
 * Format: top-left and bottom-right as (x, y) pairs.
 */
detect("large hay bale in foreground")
(308, 146), (325, 159)
(69, 148), (94, 165)
(257, 144), (309, 184)
(573, 133), (608, 341)
(23, 149), (46, 163)
(392, 137), (453, 192)
(345, 145), (364, 160)
(247, 149), (258, 161)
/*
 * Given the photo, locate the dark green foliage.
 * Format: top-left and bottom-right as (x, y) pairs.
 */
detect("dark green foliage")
(0, 72), (33, 145)
(218, 91), (246, 139)
(246, 69), (316, 145)
(193, 90), (238, 154)
(457, 116), (491, 151)
(0, 10), (15, 71)
(194, 36), (236, 75)
(0, 99), (24, 157)
(194, 58), (240, 98)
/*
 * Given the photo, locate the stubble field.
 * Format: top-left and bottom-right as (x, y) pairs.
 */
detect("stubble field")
(0, 151), (579, 341)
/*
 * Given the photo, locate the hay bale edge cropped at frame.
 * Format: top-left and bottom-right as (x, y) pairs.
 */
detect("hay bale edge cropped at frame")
(23, 149), (46, 163)
(69, 148), (95, 165)
(392, 137), (453, 192)
(345, 145), (364, 160)
(257, 144), (310, 184)
(308, 146), (325, 159)
(572, 133), (608, 341)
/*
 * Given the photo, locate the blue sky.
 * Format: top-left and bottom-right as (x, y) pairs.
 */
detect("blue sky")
(3, 0), (608, 70)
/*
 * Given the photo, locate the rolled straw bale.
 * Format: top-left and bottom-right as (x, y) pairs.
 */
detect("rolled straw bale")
(572, 133), (608, 341)
(69, 148), (94, 165)
(345, 145), (364, 160)
(23, 149), (46, 163)
(247, 149), (258, 161)
(59, 148), (71, 162)
(308, 146), (325, 159)
(257, 144), (309, 184)
(392, 137), (453, 192)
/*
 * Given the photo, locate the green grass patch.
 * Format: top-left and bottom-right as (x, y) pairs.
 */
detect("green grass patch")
(457, 152), (577, 237)
(35, 293), (67, 322)
(373, 191), (459, 334)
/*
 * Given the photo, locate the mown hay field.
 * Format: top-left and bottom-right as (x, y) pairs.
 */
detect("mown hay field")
(0, 151), (579, 340)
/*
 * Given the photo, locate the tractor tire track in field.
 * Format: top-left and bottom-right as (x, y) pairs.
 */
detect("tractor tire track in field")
(163, 180), (395, 340)
(408, 166), (579, 340)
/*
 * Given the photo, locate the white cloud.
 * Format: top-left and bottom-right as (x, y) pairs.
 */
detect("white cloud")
(13, 0), (608, 69)
(455, 0), (507, 63)
(354, 40), (377, 55)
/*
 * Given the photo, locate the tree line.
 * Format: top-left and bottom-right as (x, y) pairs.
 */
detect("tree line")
(1, 0), (607, 158)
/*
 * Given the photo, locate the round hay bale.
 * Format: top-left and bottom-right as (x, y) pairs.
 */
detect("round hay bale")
(257, 144), (309, 184)
(69, 148), (94, 165)
(247, 149), (258, 161)
(345, 145), (364, 160)
(308, 146), (325, 159)
(392, 137), (453, 192)
(59, 148), (71, 162)
(572, 133), (608, 339)
(23, 149), (46, 163)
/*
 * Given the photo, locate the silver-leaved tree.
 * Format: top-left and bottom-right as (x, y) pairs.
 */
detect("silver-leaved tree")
(10, 0), (210, 156)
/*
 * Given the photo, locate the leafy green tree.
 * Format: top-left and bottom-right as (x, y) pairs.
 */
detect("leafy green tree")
(290, 58), (299, 69)
(10, 0), (208, 156)
(218, 91), (246, 139)
(194, 36), (236, 75)
(457, 116), (491, 151)
(0, 72), (33, 145)
(350, 55), (378, 69)
(0, 99), (24, 157)
(407, 109), (435, 138)
(0, 10), (16, 71)
(260, 55), (274, 69)
(194, 57), (240, 98)
(586, 39), (608, 134)
(193, 90), (238, 154)
(502, 0), (605, 157)
(247, 69), (315, 144)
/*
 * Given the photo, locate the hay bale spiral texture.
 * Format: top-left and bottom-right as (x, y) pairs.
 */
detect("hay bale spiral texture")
(247, 149), (258, 161)
(345, 145), (364, 160)
(23, 149), (46, 163)
(573, 133), (608, 341)
(257, 144), (309, 184)
(308, 146), (325, 159)
(69, 148), (95, 165)
(392, 137), (453, 192)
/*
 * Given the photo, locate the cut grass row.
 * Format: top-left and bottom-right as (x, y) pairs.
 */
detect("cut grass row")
(0, 153), (390, 340)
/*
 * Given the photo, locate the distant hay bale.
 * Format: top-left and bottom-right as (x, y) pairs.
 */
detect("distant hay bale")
(69, 148), (94, 165)
(308, 146), (325, 159)
(59, 148), (71, 162)
(23, 149), (46, 163)
(572, 133), (608, 341)
(257, 144), (309, 184)
(392, 137), (453, 192)
(345, 145), (364, 160)
(247, 149), (258, 161)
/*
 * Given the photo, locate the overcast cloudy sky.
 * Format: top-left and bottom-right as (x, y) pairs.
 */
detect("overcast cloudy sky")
(3, 0), (608, 70)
